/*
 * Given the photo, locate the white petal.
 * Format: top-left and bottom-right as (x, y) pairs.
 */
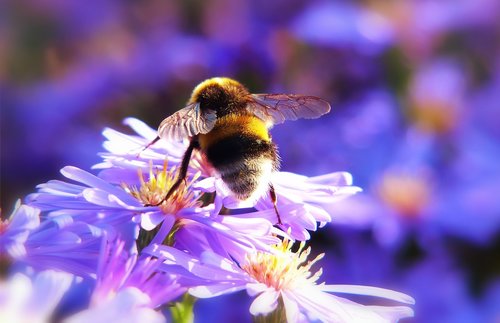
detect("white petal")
(189, 284), (246, 298)
(249, 290), (279, 316)
(123, 118), (157, 140)
(281, 292), (301, 323)
(192, 177), (216, 192)
(320, 285), (415, 304)
(307, 172), (354, 186)
(246, 283), (269, 297)
(140, 212), (165, 231)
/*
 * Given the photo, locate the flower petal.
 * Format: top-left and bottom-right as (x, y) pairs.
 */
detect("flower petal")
(249, 289), (279, 316)
(320, 285), (415, 304)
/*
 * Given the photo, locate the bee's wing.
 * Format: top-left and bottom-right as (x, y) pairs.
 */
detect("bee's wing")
(158, 103), (217, 141)
(247, 94), (331, 125)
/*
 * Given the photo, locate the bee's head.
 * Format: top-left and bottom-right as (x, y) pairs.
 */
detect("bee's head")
(190, 77), (250, 115)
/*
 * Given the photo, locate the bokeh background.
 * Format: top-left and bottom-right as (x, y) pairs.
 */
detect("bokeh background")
(2, 0), (500, 322)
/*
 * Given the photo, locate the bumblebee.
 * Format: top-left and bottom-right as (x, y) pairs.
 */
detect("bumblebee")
(147, 77), (330, 223)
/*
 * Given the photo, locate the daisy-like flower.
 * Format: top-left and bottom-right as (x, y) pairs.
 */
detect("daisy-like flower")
(99, 118), (362, 241)
(1, 201), (101, 277)
(0, 270), (73, 323)
(64, 237), (185, 323)
(27, 165), (279, 257)
(146, 240), (415, 323)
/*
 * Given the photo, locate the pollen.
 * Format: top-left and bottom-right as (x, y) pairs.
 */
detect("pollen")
(123, 161), (200, 215)
(241, 239), (324, 291)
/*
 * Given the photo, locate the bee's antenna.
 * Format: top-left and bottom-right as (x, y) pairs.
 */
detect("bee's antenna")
(137, 136), (160, 157)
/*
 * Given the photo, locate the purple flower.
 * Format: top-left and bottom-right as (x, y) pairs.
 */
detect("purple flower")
(22, 219), (102, 278)
(195, 170), (362, 240)
(27, 165), (279, 257)
(407, 59), (466, 134)
(26, 165), (157, 242)
(146, 241), (414, 323)
(0, 201), (40, 259)
(64, 238), (184, 323)
(170, 204), (281, 263)
(1, 201), (102, 277)
(0, 270), (73, 323)
(90, 117), (362, 242)
(292, 2), (394, 52)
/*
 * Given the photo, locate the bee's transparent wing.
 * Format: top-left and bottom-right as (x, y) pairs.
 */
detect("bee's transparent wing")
(247, 94), (331, 125)
(158, 103), (217, 141)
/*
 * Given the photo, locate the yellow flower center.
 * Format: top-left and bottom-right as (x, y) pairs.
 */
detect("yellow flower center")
(123, 161), (200, 215)
(409, 99), (460, 134)
(378, 171), (430, 218)
(241, 240), (324, 291)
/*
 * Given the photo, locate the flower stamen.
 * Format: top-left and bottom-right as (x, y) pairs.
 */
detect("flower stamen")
(242, 239), (324, 291)
(123, 161), (200, 215)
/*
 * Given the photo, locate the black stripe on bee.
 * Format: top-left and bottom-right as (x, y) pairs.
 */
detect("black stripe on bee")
(205, 134), (278, 169)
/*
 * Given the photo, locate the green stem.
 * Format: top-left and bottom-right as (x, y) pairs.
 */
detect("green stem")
(170, 293), (197, 323)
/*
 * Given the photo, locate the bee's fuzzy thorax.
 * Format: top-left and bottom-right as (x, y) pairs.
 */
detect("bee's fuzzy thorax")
(190, 77), (251, 116)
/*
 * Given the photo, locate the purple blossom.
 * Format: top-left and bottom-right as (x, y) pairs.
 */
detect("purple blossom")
(1, 201), (102, 277)
(0, 201), (40, 259)
(146, 241), (414, 323)
(21, 219), (102, 278)
(64, 238), (184, 323)
(88, 117), (362, 243)
(26, 165), (154, 237)
(292, 2), (395, 52)
(195, 170), (362, 240)
(27, 165), (280, 257)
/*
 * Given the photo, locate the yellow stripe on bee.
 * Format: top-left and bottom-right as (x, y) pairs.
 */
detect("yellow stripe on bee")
(198, 114), (270, 150)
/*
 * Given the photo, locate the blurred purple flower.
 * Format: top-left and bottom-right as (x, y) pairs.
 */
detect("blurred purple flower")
(0, 201), (40, 259)
(0, 270), (73, 323)
(292, 2), (394, 53)
(407, 59), (467, 134)
(146, 241), (414, 323)
(64, 237), (184, 323)
(1, 200), (102, 277)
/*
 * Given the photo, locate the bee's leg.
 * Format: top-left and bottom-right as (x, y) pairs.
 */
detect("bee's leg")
(137, 136), (161, 157)
(145, 139), (197, 207)
(269, 184), (282, 224)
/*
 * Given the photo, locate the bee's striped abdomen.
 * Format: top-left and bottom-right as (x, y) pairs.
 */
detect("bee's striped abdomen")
(198, 114), (279, 200)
